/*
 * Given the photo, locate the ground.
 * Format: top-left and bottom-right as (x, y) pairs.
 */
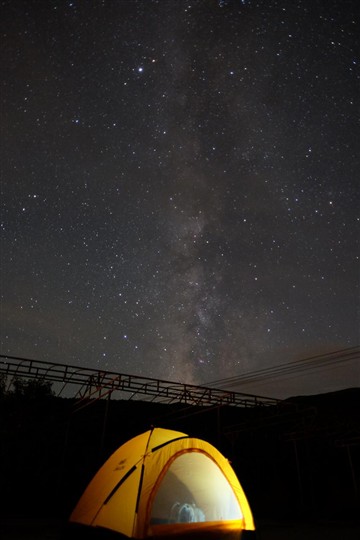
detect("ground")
(1, 518), (360, 540)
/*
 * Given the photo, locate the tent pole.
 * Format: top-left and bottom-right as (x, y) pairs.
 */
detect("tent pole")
(217, 405), (221, 444)
(100, 392), (111, 459)
(292, 439), (304, 513)
(346, 445), (359, 502)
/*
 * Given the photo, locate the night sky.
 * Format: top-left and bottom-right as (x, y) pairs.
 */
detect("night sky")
(1, 0), (359, 398)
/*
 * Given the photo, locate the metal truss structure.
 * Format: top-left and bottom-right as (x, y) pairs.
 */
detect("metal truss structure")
(0, 354), (283, 408)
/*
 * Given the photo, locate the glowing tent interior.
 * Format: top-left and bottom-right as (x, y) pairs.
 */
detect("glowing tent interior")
(69, 428), (256, 538)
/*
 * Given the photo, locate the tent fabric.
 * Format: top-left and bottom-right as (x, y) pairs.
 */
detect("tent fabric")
(70, 428), (255, 538)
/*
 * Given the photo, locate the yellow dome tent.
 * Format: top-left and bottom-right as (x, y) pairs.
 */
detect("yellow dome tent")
(69, 428), (256, 538)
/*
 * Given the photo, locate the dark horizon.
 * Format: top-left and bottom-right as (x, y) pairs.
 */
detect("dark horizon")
(1, 347), (359, 401)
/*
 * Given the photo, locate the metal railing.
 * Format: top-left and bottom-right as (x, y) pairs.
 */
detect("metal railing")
(0, 354), (282, 408)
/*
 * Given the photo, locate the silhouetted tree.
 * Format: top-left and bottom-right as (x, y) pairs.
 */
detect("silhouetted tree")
(11, 377), (54, 399)
(0, 373), (6, 399)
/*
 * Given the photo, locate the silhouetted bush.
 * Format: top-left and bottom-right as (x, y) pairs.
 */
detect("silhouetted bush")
(11, 377), (54, 399)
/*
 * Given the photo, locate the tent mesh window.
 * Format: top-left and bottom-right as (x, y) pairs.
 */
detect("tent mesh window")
(150, 452), (242, 525)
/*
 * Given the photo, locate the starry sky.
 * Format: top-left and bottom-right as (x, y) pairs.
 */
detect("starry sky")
(1, 0), (359, 398)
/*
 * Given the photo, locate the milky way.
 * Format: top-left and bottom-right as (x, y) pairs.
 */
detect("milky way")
(1, 0), (359, 396)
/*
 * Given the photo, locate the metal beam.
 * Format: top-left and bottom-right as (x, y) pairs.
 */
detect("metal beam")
(0, 355), (282, 408)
